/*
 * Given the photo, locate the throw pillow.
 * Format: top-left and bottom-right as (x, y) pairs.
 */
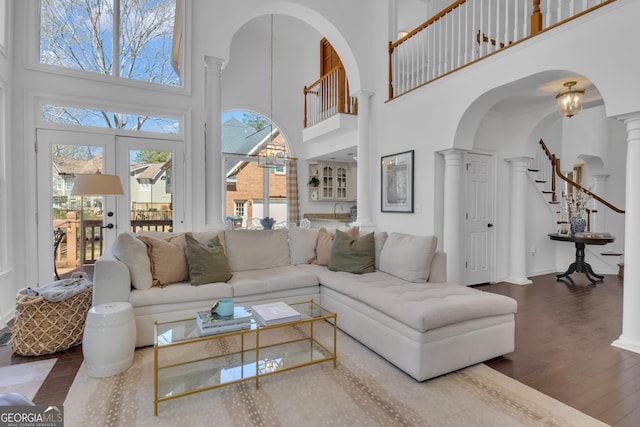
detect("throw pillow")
(185, 233), (232, 286)
(328, 230), (375, 274)
(378, 232), (437, 282)
(374, 231), (388, 270)
(313, 226), (359, 266)
(224, 229), (290, 272)
(111, 231), (153, 290)
(289, 226), (319, 265)
(137, 234), (189, 287)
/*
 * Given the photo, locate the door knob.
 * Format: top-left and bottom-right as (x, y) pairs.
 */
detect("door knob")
(487, 223), (494, 228)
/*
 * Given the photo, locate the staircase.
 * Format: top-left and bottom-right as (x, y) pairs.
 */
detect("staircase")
(528, 139), (625, 275)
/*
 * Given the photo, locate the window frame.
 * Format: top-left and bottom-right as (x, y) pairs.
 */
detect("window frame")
(35, 95), (186, 141)
(30, 0), (190, 95)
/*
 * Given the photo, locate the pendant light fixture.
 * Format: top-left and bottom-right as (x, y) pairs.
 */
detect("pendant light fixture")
(258, 14), (286, 168)
(556, 81), (585, 118)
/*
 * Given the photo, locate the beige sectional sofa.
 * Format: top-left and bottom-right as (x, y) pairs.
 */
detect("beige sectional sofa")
(93, 227), (517, 381)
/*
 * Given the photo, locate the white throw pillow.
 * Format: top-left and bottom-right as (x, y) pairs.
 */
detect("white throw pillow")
(289, 226), (318, 265)
(378, 232), (437, 282)
(224, 229), (291, 271)
(111, 231), (153, 290)
(374, 231), (388, 270)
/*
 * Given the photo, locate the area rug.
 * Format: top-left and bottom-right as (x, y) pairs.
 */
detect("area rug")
(64, 330), (606, 427)
(0, 358), (57, 401)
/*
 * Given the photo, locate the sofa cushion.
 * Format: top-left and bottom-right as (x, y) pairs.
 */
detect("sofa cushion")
(137, 234), (189, 287)
(185, 234), (232, 286)
(129, 282), (233, 307)
(378, 233), (437, 282)
(228, 265), (319, 297)
(289, 226), (318, 265)
(328, 230), (375, 274)
(111, 231), (153, 290)
(313, 227), (359, 266)
(299, 264), (516, 333)
(224, 229), (290, 271)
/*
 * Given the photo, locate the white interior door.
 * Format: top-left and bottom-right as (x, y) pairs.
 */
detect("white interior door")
(36, 129), (117, 284)
(464, 152), (495, 285)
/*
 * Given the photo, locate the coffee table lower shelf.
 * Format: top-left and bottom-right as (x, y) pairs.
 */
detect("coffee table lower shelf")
(153, 300), (337, 415)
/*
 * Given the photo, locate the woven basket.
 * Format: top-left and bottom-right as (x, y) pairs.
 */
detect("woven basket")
(11, 288), (93, 356)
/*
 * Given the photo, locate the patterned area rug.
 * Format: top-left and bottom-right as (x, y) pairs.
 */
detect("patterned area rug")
(64, 330), (606, 427)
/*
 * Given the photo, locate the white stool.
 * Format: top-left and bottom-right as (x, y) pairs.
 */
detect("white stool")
(83, 302), (136, 378)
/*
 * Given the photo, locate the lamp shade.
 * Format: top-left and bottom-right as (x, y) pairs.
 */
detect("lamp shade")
(71, 174), (124, 196)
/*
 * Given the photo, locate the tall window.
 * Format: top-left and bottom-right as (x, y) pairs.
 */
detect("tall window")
(39, 0), (182, 87)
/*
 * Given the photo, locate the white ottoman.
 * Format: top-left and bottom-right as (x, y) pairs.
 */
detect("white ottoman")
(83, 302), (136, 378)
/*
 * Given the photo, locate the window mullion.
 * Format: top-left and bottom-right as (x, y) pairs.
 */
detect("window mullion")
(113, 0), (120, 77)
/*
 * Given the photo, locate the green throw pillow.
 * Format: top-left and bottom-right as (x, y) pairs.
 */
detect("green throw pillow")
(328, 230), (375, 274)
(185, 233), (233, 286)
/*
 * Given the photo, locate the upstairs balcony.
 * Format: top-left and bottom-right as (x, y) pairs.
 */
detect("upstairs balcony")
(303, 64), (358, 143)
(388, 0), (616, 100)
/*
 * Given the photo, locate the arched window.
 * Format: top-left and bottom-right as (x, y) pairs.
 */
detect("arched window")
(222, 111), (289, 228)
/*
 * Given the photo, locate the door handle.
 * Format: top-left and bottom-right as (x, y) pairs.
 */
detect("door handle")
(487, 223), (494, 228)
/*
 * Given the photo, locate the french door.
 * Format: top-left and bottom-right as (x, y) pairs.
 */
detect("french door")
(36, 129), (183, 284)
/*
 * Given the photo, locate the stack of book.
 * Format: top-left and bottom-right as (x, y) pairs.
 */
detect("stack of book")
(196, 306), (252, 336)
(250, 301), (301, 326)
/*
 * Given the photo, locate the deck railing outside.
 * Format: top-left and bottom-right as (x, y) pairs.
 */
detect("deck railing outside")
(389, 0), (615, 99)
(304, 65), (357, 128)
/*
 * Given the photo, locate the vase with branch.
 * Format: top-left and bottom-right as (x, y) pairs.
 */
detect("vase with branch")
(562, 189), (592, 234)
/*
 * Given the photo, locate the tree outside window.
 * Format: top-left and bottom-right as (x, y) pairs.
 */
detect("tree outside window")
(40, 0), (180, 87)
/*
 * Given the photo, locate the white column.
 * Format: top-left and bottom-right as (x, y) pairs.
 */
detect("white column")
(505, 157), (532, 285)
(205, 56), (225, 229)
(591, 174), (609, 233)
(612, 115), (640, 354)
(353, 90), (374, 232)
(442, 149), (463, 284)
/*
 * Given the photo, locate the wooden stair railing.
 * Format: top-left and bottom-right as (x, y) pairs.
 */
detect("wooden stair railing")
(303, 64), (357, 128)
(538, 138), (625, 215)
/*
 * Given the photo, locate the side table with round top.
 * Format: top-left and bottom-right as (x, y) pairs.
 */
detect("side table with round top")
(548, 232), (615, 284)
(83, 302), (136, 378)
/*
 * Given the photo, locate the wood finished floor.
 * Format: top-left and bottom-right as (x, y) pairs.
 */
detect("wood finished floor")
(1, 272), (638, 425)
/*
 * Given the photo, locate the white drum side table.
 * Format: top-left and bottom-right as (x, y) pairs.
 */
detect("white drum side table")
(83, 302), (136, 378)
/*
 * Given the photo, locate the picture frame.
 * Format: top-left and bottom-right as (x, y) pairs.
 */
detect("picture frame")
(381, 150), (414, 213)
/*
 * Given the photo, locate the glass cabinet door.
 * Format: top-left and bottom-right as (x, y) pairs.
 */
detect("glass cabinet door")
(336, 166), (347, 199)
(322, 165), (334, 199)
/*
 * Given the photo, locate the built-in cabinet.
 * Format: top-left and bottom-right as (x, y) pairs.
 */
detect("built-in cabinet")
(308, 161), (356, 201)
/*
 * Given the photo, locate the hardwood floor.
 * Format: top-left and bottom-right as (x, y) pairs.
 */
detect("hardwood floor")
(1, 272), (638, 425)
(481, 272), (640, 427)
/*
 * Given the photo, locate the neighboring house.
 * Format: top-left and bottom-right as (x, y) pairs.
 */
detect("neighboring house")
(129, 162), (173, 217)
(51, 156), (104, 211)
(223, 118), (288, 226)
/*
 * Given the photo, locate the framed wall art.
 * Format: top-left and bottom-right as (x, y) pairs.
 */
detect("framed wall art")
(381, 150), (414, 213)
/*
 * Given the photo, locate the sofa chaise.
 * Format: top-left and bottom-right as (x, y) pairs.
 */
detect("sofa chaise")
(93, 227), (517, 381)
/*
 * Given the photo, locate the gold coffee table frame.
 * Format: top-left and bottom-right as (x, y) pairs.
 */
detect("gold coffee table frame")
(153, 300), (337, 415)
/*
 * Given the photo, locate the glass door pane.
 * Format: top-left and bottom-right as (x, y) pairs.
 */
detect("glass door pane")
(37, 130), (116, 283)
(129, 149), (174, 233)
(117, 136), (184, 235)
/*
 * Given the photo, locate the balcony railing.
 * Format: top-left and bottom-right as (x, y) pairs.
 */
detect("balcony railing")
(304, 65), (357, 128)
(388, 0), (616, 100)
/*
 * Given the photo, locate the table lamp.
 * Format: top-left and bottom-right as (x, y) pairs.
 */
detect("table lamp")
(71, 173), (124, 273)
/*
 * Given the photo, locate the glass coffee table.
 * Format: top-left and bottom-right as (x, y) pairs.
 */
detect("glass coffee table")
(153, 300), (337, 415)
